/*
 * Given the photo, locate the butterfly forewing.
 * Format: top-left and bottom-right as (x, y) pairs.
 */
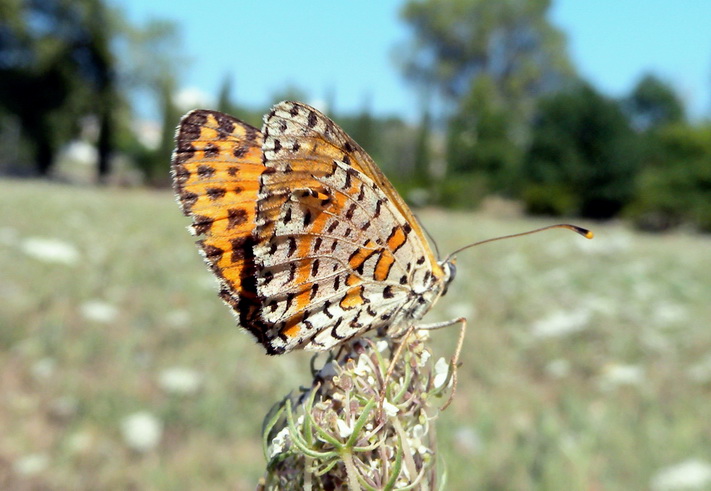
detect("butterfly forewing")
(171, 110), (269, 343)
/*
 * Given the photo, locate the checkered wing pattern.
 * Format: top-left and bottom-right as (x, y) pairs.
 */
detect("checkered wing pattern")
(172, 110), (268, 344)
(173, 102), (451, 355)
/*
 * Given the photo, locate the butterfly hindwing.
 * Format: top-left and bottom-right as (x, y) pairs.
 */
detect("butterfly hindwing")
(253, 102), (440, 353)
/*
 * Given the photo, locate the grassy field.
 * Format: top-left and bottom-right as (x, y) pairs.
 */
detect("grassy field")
(1, 178), (710, 490)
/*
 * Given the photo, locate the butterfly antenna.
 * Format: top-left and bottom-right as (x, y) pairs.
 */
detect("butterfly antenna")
(443, 223), (593, 263)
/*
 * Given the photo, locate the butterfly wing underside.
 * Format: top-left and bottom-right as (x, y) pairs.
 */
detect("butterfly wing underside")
(171, 110), (270, 346)
(253, 101), (444, 353)
(172, 102), (446, 355)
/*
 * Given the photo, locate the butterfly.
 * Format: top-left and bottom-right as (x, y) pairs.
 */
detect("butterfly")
(172, 101), (458, 355)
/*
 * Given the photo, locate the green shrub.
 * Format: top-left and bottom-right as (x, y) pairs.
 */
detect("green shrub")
(436, 173), (489, 209)
(521, 83), (639, 219)
(521, 183), (578, 216)
(626, 124), (711, 232)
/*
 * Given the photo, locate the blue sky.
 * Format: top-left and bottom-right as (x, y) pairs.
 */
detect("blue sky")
(113, 0), (711, 122)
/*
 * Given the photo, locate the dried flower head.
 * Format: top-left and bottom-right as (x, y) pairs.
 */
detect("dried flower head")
(259, 329), (454, 490)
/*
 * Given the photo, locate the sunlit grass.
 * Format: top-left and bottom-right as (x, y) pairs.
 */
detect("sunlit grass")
(1, 179), (710, 489)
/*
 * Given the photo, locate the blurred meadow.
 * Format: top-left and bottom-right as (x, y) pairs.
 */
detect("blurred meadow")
(3, 181), (711, 489)
(2, 0), (711, 489)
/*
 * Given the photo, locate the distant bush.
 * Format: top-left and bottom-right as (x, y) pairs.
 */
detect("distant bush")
(520, 183), (577, 216)
(520, 83), (640, 219)
(436, 173), (489, 209)
(625, 123), (711, 232)
(445, 76), (523, 199)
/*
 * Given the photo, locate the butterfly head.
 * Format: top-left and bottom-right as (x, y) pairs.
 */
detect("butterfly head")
(440, 259), (456, 296)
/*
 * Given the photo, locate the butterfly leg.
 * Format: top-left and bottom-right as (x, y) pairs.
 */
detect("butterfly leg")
(378, 325), (417, 409)
(378, 317), (467, 410)
(416, 317), (467, 410)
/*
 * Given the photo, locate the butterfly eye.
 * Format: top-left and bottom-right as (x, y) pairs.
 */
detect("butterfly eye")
(442, 261), (457, 296)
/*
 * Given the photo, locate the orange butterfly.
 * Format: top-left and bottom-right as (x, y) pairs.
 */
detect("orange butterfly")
(172, 102), (456, 354)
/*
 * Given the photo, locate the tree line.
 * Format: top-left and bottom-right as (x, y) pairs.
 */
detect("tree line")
(0, 0), (183, 184)
(1, 0), (709, 231)
(400, 0), (711, 232)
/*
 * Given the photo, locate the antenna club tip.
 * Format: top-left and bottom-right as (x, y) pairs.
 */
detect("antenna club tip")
(566, 224), (593, 239)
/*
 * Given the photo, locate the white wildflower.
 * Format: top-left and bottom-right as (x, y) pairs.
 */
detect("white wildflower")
(158, 367), (203, 395)
(433, 357), (450, 389)
(545, 359), (570, 379)
(530, 309), (590, 339)
(336, 419), (353, 438)
(651, 459), (711, 491)
(652, 302), (689, 326)
(14, 453), (49, 476)
(21, 237), (79, 265)
(410, 424), (427, 454)
(353, 354), (372, 377)
(581, 294), (617, 316)
(599, 363), (645, 390)
(165, 309), (190, 328)
(121, 411), (163, 452)
(688, 354), (711, 383)
(454, 426), (484, 455)
(419, 349), (431, 367)
(80, 300), (118, 323)
(560, 433), (580, 452)
(67, 430), (94, 454)
(641, 328), (673, 353)
(382, 399), (399, 417)
(268, 427), (291, 459)
(573, 232), (631, 255)
(503, 252), (528, 274)
(31, 357), (56, 380)
(376, 339), (389, 352)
